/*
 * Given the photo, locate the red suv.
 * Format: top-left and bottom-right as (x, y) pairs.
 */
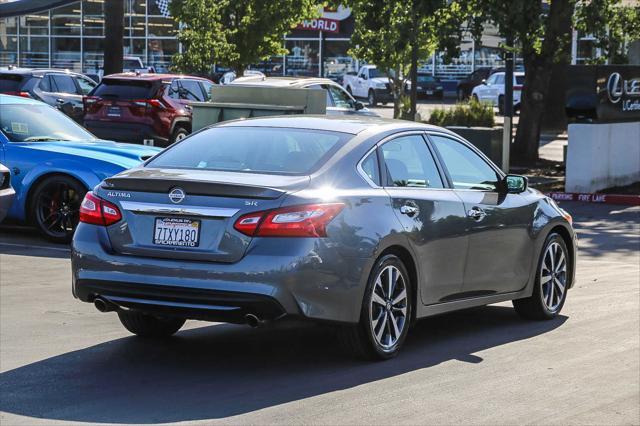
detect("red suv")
(83, 73), (215, 147)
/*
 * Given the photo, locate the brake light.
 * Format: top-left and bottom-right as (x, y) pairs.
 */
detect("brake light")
(147, 99), (165, 109)
(79, 192), (122, 226)
(513, 85), (523, 90)
(83, 96), (102, 113)
(3, 91), (31, 98)
(234, 203), (345, 237)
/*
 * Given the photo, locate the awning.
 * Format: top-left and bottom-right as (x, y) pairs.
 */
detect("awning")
(0, 0), (78, 18)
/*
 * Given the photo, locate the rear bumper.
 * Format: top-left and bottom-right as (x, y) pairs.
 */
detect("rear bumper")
(71, 223), (369, 325)
(84, 120), (169, 147)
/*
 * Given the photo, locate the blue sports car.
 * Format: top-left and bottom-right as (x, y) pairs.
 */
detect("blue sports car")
(0, 94), (161, 242)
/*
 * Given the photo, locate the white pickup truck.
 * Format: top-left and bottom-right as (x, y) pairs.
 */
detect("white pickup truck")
(343, 65), (393, 106)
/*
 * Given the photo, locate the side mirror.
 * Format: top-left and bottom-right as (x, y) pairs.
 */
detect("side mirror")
(481, 79), (487, 85)
(504, 174), (528, 194)
(362, 74), (368, 80)
(355, 101), (365, 111)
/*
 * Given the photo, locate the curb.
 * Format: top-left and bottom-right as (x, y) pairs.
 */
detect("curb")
(546, 192), (640, 206)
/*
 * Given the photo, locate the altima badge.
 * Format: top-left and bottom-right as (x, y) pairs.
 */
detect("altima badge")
(169, 188), (186, 204)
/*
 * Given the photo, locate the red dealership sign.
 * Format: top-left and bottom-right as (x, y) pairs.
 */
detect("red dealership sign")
(296, 18), (340, 33)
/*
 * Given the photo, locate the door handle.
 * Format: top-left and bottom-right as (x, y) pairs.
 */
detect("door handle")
(467, 206), (486, 221)
(400, 203), (419, 217)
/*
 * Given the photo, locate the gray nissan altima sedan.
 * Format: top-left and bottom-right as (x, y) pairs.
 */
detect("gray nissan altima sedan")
(71, 115), (576, 359)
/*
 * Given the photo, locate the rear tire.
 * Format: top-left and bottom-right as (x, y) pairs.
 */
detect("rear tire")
(339, 254), (413, 360)
(118, 310), (185, 337)
(513, 233), (570, 320)
(368, 90), (377, 107)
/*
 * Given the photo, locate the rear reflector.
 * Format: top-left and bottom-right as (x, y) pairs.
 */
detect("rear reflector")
(234, 203), (345, 237)
(79, 192), (122, 226)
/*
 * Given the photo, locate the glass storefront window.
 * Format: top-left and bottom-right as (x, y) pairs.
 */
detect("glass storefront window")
(19, 12), (49, 36)
(285, 39), (319, 77)
(83, 37), (103, 73)
(51, 3), (81, 36)
(83, 0), (104, 37)
(1, 17), (18, 35)
(0, 35), (18, 67)
(52, 37), (81, 70)
(124, 38), (146, 64)
(147, 16), (178, 37)
(147, 38), (178, 72)
(322, 40), (356, 80)
(19, 36), (48, 67)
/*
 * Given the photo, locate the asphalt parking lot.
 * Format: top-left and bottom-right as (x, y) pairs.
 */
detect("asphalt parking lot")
(0, 201), (638, 425)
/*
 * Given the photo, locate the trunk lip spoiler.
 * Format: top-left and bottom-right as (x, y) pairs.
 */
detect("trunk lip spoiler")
(120, 201), (240, 218)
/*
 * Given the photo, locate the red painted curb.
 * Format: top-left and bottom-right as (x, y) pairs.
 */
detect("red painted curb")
(546, 192), (640, 206)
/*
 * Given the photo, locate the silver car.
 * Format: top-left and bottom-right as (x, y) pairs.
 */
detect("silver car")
(71, 116), (576, 359)
(0, 163), (15, 222)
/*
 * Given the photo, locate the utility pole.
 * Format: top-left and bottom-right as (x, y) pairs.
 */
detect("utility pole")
(502, 35), (514, 173)
(409, 0), (419, 120)
(104, 0), (124, 76)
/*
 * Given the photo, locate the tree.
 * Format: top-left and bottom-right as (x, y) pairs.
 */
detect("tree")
(170, 0), (318, 76)
(104, 0), (124, 75)
(468, 0), (640, 164)
(346, 0), (465, 119)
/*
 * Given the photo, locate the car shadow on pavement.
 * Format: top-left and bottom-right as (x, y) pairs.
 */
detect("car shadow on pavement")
(0, 306), (567, 424)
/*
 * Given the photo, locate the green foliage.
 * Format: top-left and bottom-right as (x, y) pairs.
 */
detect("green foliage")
(170, 0), (319, 75)
(345, 0), (467, 118)
(427, 99), (495, 128)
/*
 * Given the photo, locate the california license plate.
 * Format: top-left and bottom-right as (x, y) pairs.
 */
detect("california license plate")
(153, 217), (200, 247)
(107, 106), (121, 117)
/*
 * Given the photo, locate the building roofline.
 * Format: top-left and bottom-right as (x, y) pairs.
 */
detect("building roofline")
(0, 0), (77, 17)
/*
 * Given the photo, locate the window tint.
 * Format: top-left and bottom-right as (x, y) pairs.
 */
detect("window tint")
(200, 81), (214, 101)
(93, 79), (156, 99)
(0, 74), (25, 91)
(430, 135), (500, 191)
(76, 77), (96, 95)
(380, 135), (443, 188)
(360, 151), (380, 185)
(147, 127), (351, 175)
(38, 76), (52, 92)
(50, 74), (78, 94)
(179, 79), (204, 101)
(328, 85), (354, 109)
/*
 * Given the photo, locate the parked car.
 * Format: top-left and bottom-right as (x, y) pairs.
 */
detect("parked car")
(71, 115), (576, 360)
(93, 56), (155, 81)
(220, 70), (265, 85)
(230, 76), (376, 116)
(408, 73), (444, 99)
(456, 67), (498, 101)
(471, 71), (525, 114)
(0, 68), (98, 122)
(343, 65), (393, 106)
(0, 94), (160, 242)
(83, 73), (216, 147)
(0, 163), (15, 222)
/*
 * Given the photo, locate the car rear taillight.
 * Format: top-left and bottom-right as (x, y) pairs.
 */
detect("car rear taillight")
(3, 91), (31, 98)
(79, 192), (122, 226)
(234, 203), (345, 238)
(513, 85), (523, 90)
(83, 96), (102, 113)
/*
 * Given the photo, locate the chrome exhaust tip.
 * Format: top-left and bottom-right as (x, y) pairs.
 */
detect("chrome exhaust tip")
(245, 313), (261, 328)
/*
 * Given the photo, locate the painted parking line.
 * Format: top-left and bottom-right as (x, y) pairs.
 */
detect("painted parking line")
(0, 242), (71, 253)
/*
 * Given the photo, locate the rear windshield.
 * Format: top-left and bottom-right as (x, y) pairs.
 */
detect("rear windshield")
(515, 75), (525, 85)
(92, 79), (156, 99)
(147, 127), (351, 175)
(0, 74), (25, 92)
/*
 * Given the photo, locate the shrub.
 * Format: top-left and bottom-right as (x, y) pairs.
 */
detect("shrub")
(427, 98), (495, 128)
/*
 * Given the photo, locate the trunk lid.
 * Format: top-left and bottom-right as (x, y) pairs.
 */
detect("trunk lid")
(97, 168), (309, 263)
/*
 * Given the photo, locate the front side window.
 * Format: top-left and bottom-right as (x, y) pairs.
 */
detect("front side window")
(429, 135), (500, 191)
(485, 74), (497, 85)
(328, 85), (355, 109)
(179, 79), (204, 102)
(380, 135), (444, 188)
(147, 127), (351, 175)
(50, 74), (78, 94)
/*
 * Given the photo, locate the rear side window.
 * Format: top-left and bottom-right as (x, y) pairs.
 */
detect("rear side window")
(515, 75), (525, 85)
(39, 76), (52, 92)
(50, 74), (78, 94)
(0, 74), (25, 92)
(381, 135), (443, 188)
(360, 151), (380, 185)
(93, 79), (156, 99)
(75, 77), (96, 95)
(147, 127), (351, 175)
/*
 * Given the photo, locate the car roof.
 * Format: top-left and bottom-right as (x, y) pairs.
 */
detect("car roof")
(216, 114), (456, 136)
(0, 93), (45, 105)
(0, 68), (87, 77)
(230, 76), (338, 88)
(102, 73), (210, 82)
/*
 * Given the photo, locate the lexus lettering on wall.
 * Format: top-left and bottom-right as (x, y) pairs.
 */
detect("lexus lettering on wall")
(606, 72), (640, 112)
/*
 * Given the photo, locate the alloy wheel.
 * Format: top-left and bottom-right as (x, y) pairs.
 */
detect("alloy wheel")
(369, 265), (408, 350)
(540, 241), (567, 312)
(35, 181), (82, 239)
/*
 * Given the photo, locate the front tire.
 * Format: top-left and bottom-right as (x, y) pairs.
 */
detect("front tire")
(118, 310), (186, 337)
(368, 90), (377, 107)
(170, 126), (189, 145)
(513, 233), (570, 320)
(340, 254), (412, 360)
(30, 175), (86, 243)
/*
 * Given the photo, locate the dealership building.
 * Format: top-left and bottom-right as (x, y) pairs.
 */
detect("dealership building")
(0, 0), (634, 82)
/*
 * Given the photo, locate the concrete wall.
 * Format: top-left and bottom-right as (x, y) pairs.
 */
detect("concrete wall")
(566, 121), (640, 193)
